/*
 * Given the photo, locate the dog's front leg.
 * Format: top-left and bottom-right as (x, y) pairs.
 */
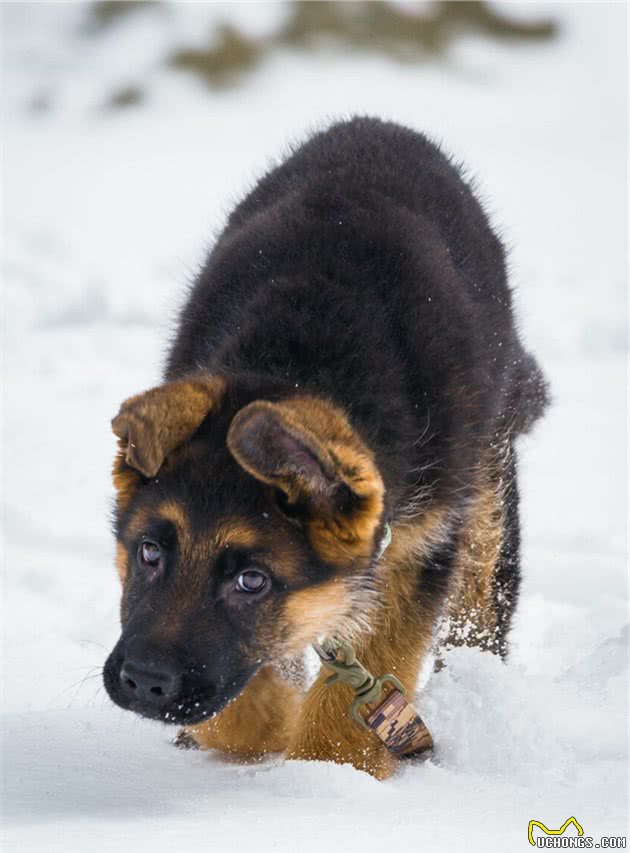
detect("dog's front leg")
(286, 621), (433, 779)
(285, 662), (398, 779)
(182, 666), (301, 759)
(286, 522), (446, 779)
(287, 614), (433, 776)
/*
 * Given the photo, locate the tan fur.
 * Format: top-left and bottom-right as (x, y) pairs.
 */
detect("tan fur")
(115, 541), (127, 583)
(278, 397), (384, 565)
(443, 479), (505, 652)
(112, 375), (225, 478)
(112, 449), (142, 515)
(213, 519), (259, 551)
(124, 506), (152, 540)
(184, 666), (301, 757)
(227, 396), (384, 567)
(165, 519), (263, 618)
(275, 579), (351, 656)
(157, 500), (191, 534)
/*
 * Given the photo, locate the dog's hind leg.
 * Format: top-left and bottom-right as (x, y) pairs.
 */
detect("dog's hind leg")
(440, 442), (521, 658)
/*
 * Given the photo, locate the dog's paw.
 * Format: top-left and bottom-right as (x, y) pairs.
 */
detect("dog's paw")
(286, 737), (397, 780)
(173, 728), (200, 750)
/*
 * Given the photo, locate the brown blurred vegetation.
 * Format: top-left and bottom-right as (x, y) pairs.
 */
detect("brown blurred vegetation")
(93, 1), (558, 103)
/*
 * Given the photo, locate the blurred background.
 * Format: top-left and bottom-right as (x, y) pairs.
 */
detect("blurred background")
(1, 3), (627, 851)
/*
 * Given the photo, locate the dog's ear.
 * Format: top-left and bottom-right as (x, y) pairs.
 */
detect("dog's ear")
(112, 376), (225, 478)
(227, 398), (384, 564)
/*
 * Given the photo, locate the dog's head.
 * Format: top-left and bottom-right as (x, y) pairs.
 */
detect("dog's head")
(103, 375), (386, 724)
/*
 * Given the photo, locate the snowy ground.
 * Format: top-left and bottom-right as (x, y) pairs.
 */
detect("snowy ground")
(1, 3), (628, 851)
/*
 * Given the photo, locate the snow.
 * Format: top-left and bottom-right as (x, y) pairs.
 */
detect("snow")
(1, 2), (627, 851)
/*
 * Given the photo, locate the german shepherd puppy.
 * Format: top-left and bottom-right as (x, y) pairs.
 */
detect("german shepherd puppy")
(104, 117), (547, 779)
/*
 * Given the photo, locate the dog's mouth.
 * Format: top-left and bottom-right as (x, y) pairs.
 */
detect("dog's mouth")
(103, 648), (258, 726)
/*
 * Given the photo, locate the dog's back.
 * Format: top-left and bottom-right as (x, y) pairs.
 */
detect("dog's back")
(168, 117), (547, 512)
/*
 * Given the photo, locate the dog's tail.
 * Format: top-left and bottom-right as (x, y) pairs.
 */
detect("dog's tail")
(510, 351), (550, 435)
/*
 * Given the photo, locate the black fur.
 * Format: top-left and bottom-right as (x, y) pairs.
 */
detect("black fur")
(168, 117), (547, 521)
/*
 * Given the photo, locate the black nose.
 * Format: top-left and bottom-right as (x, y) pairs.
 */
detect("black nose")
(119, 658), (181, 707)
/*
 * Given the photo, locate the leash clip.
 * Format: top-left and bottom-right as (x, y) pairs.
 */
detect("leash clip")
(316, 640), (405, 731)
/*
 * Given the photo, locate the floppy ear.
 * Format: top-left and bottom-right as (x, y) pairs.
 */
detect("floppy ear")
(112, 376), (225, 478)
(227, 398), (385, 565)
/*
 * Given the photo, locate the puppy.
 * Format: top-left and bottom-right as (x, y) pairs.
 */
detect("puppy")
(104, 117), (547, 779)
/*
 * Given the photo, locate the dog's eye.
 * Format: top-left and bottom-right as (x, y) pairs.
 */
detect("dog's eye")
(138, 541), (162, 569)
(235, 569), (267, 594)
